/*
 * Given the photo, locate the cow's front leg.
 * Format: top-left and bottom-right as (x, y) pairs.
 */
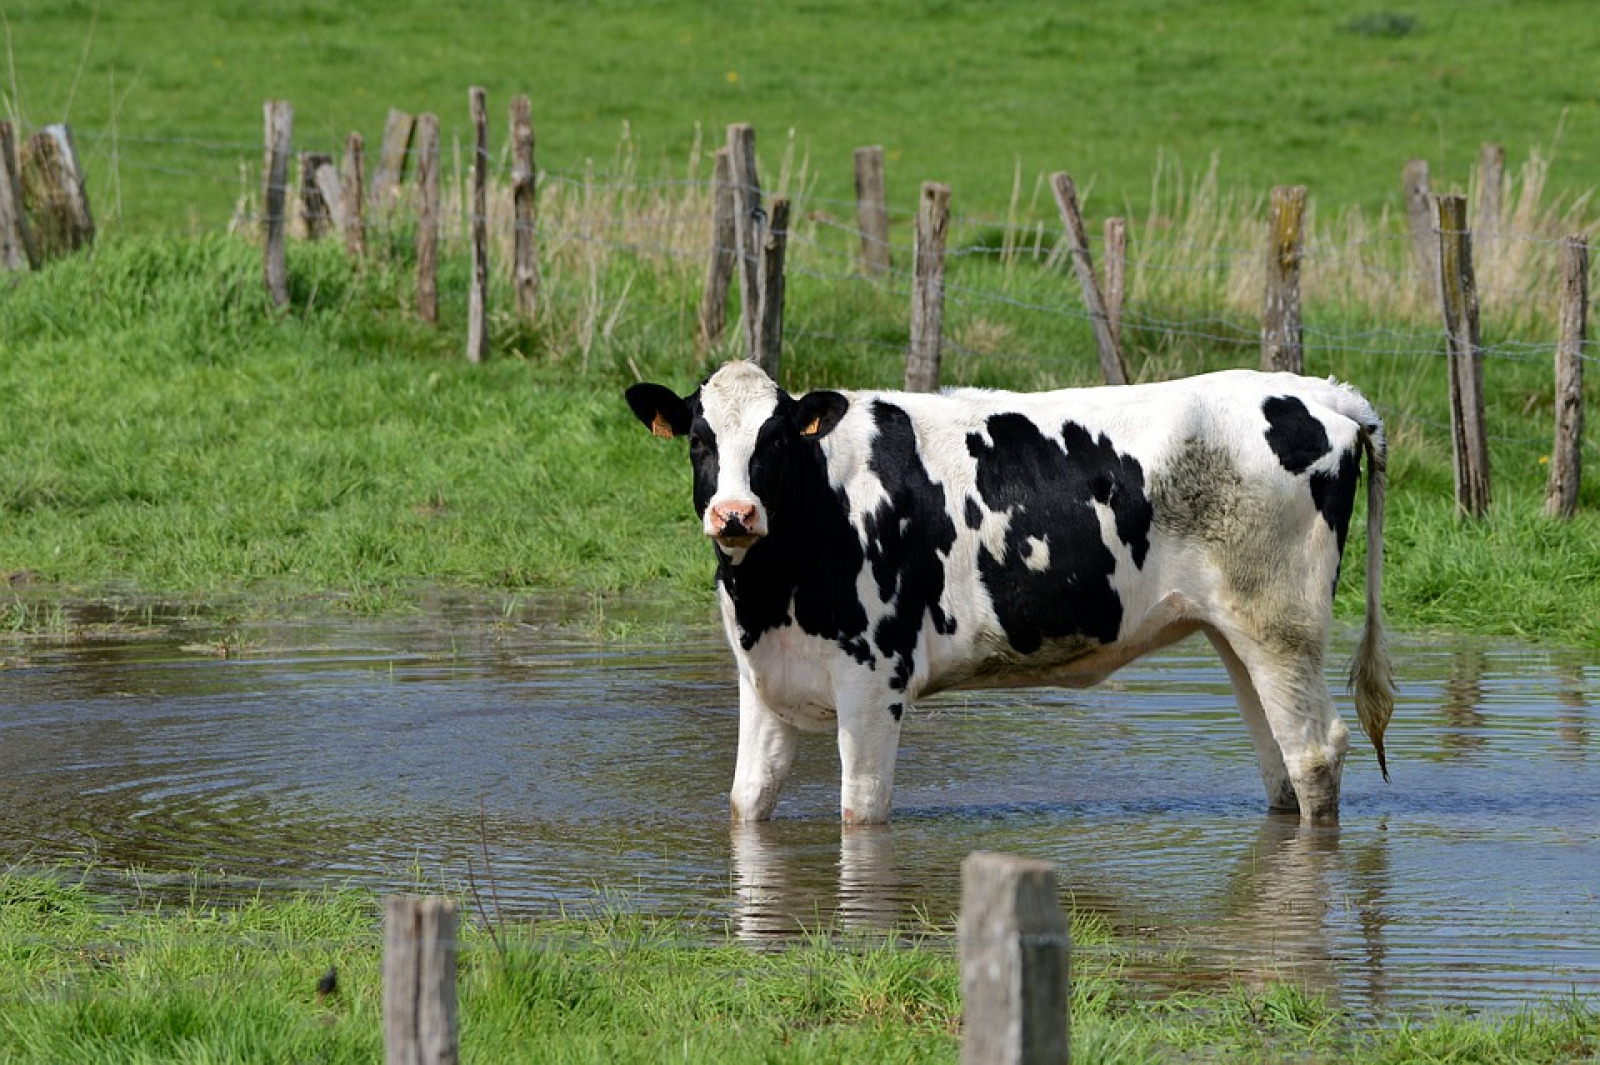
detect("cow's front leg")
(730, 674), (800, 822)
(836, 691), (904, 825)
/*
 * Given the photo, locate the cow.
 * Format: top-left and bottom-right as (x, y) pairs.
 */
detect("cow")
(626, 360), (1395, 825)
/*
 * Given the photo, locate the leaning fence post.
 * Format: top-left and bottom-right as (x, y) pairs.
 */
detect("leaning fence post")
(383, 896), (459, 1065)
(372, 108), (416, 218)
(727, 124), (765, 361)
(1473, 142), (1505, 283)
(854, 145), (891, 277)
(1403, 159), (1436, 300)
(415, 113), (441, 326)
(467, 86), (490, 363)
(1051, 172), (1127, 386)
(1546, 236), (1587, 519)
(262, 101), (293, 309)
(1102, 217), (1126, 359)
(906, 180), (951, 392)
(1435, 193), (1491, 518)
(509, 94), (540, 323)
(755, 197), (790, 381)
(0, 119), (35, 270)
(300, 151), (335, 240)
(960, 852), (1070, 1065)
(699, 147), (737, 353)
(1262, 184), (1306, 374)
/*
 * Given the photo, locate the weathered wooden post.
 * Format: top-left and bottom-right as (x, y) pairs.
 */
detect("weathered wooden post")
(1546, 236), (1587, 519)
(699, 147), (737, 352)
(906, 180), (951, 392)
(959, 852), (1070, 1065)
(854, 145), (891, 277)
(1435, 194), (1491, 518)
(415, 113), (441, 326)
(1262, 184), (1307, 374)
(383, 896), (459, 1065)
(1403, 159), (1436, 298)
(262, 101), (293, 309)
(372, 109), (416, 217)
(755, 196), (790, 380)
(509, 94), (540, 322)
(467, 86), (490, 363)
(341, 132), (367, 258)
(1051, 172), (1127, 386)
(1102, 217), (1126, 358)
(18, 124), (95, 263)
(0, 120), (36, 270)
(727, 123), (765, 361)
(299, 151), (335, 240)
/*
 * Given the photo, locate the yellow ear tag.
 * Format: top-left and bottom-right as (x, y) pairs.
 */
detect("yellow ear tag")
(650, 413), (675, 439)
(800, 416), (822, 437)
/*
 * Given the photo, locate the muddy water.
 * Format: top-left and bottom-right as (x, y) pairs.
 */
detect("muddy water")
(2, 594), (1597, 1017)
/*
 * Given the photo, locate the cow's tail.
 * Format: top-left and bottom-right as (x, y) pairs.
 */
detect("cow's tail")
(1343, 389), (1396, 782)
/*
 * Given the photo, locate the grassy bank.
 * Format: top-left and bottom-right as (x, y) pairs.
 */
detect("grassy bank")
(1, 225), (1598, 647)
(2, 873), (1595, 1063)
(5, 0), (1600, 231)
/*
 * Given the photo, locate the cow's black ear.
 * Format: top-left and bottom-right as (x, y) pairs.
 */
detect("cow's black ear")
(792, 390), (849, 440)
(626, 383), (691, 439)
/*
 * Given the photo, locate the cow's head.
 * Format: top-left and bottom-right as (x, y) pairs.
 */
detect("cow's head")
(626, 361), (848, 563)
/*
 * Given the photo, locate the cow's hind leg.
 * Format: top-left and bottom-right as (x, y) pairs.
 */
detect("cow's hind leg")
(730, 676), (800, 822)
(1213, 627), (1350, 822)
(1206, 629), (1297, 812)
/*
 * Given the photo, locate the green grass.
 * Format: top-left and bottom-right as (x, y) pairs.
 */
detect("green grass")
(2, 872), (1595, 1064)
(4, 0), (1600, 232)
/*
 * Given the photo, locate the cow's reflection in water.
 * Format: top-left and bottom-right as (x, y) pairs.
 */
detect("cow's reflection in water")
(730, 815), (1392, 1008)
(730, 822), (904, 940)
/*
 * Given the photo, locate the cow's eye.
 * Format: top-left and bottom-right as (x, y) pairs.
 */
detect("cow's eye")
(690, 431), (714, 456)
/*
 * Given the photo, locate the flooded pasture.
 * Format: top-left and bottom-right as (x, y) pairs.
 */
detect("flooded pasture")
(2, 593), (1597, 1018)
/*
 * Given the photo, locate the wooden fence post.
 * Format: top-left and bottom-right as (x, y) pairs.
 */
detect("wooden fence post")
(299, 151), (335, 240)
(1050, 172), (1127, 386)
(727, 123), (765, 362)
(0, 120), (36, 270)
(1102, 217), (1125, 359)
(18, 123), (95, 264)
(1546, 236), (1587, 519)
(383, 896), (459, 1065)
(755, 196), (790, 379)
(700, 147), (737, 353)
(1403, 159), (1436, 298)
(510, 94), (540, 322)
(341, 132), (366, 258)
(373, 108), (416, 217)
(1262, 184), (1306, 374)
(1435, 194), (1491, 518)
(262, 101), (292, 309)
(854, 145), (891, 277)
(467, 86), (490, 363)
(415, 113), (441, 326)
(959, 852), (1070, 1065)
(906, 180), (951, 392)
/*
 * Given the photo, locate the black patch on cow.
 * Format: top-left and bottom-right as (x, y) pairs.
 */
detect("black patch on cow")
(1310, 448), (1361, 581)
(700, 395), (874, 666)
(862, 401), (959, 691)
(964, 496), (983, 530)
(966, 413), (1150, 654)
(888, 702), (904, 722)
(1262, 396), (1332, 475)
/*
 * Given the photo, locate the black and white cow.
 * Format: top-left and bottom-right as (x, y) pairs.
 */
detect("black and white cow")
(627, 361), (1394, 824)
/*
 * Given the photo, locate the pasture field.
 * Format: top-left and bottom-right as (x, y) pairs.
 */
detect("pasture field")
(3, 872), (1597, 1064)
(3, 0), (1600, 230)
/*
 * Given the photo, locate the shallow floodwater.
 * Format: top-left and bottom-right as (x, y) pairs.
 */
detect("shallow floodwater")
(2, 594), (1597, 1018)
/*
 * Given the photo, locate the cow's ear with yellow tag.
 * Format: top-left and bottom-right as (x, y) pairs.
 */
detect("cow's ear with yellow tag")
(793, 390), (849, 440)
(626, 383), (692, 439)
